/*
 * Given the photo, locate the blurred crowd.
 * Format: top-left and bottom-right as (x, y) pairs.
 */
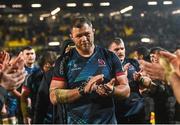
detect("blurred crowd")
(0, 13), (179, 51)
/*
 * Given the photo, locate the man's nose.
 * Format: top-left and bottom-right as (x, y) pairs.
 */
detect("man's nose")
(81, 36), (87, 41)
(118, 49), (123, 54)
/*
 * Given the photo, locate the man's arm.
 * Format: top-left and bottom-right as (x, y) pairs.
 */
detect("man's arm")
(114, 75), (130, 98)
(50, 74), (104, 104)
(50, 80), (81, 105)
(21, 86), (31, 124)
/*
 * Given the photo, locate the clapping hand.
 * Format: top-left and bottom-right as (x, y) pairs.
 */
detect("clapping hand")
(0, 51), (26, 90)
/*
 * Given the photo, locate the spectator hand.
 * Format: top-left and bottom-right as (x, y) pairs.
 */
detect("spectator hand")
(139, 60), (165, 81)
(0, 52), (25, 90)
(139, 50), (179, 83)
(0, 51), (10, 72)
(159, 50), (180, 77)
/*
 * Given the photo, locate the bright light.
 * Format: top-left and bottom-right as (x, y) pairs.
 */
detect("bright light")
(12, 4), (22, 8)
(141, 38), (151, 43)
(99, 13), (104, 17)
(163, 1), (173, 5)
(51, 7), (60, 15)
(83, 3), (93, 7)
(29, 13), (33, 17)
(0, 4), (6, 8)
(40, 17), (44, 21)
(52, 16), (56, 20)
(110, 11), (120, 16)
(100, 2), (110, 6)
(120, 6), (133, 14)
(18, 14), (23, 18)
(31, 4), (41, 8)
(41, 13), (50, 18)
(8, 14), (12, 18)
(148, 1), (158, 5)
(141, 13), (145, 17)
(66, 3), (77, 7)
(48, 41), (60, 46)
(172, 9), (180, 15)
(124, 13), (132, 17)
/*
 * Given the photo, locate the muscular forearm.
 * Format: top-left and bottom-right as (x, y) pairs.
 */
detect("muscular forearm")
(169, 72), (180, 103)
(21, 96), (29, 117)
(50, 88), (81, 104)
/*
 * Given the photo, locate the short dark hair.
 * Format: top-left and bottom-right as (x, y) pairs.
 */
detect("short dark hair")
(136, 46), (149, 56)
(22, 46), (33, 51)
(71, 16), (92, 29)
(108, 37), (124, 48)
(150, 47), (166, 54)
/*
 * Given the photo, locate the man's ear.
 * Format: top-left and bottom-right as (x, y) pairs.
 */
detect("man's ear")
(93, 28), (95, 33)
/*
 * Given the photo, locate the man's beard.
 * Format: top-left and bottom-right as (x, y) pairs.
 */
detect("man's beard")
(77, 42), (92, 51)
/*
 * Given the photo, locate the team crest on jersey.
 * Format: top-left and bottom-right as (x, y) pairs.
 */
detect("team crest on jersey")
(98, 59), (106, 67)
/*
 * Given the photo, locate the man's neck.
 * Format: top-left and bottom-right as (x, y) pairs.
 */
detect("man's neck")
(76, 45), (95, 57)
(25, 63), (34, 68)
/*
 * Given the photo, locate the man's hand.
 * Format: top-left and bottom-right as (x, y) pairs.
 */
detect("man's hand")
(95, 78), (115, 97)
(139, 60), (165, 81)
(0, 52), (26, 90)
(159, 50), (180, 76)
(139, 50), (180, 82)
(84, 74), (104, 94)
(0, 51), (10, 72)
(133, 70), (152, 88)
(1, 69), (25, 90)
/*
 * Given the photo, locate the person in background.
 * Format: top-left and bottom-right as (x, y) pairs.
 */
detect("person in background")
(140, 47), (176, 123)
(20, 46), (40, 124)
(134, 46), (150, 61)
(49, 16), (130, 124)
(21, 51), (57, 124)
(108, 37), (152, 123)
(34, 40), (74, 124)
(22, 46), (39, 75)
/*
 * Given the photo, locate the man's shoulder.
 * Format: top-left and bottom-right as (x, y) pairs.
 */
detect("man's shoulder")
(96, 45), (114, 56)
(124, 58), (140, 70)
